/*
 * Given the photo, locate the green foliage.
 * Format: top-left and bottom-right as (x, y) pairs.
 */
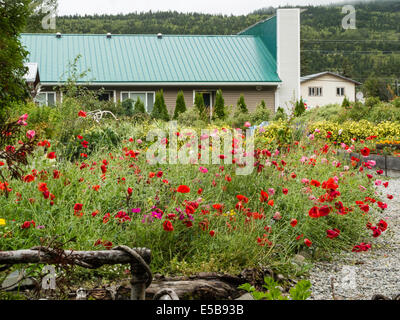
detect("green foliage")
(249, 100), (271, 125)
(273, 107), (287, 121)
(214, 89), (226, 120)
(294, 98), (306, 117)
(237, 94), (248, 113)
(194, 92), (208, 121)
(134, 97), (146, 114)
(0, 0), (31, 122)
(173, 90), (187, 120)
(122, 99), (134, 116)
(238, 277), (312, 300)
(177, 108), (204, 126)
(151, 90), (170, 121)
(342, 96), (351, 109)
(363, 76), (393, 102)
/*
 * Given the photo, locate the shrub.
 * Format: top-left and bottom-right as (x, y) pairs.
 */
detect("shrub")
(237, 94), (248, 113)
(122, 99), (135, 117)
(177, 108), (204, 126)
(214, 89), (226, 120)
(133, 97), (146, 114)
(194, 92), (208, 121)
(342, 96), (351, 109)
(151, 90), (170, 121)
(365, 96), (381, 109)
(273, 107), (288, 121)
(250, 100), (271, 125)
(173, 90), (187, 120)
(294, 98), (306, 117)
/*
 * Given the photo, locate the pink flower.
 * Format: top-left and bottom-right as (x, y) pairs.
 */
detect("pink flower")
(17, 114), (28, 126)
(137, 139), (143, 144)
(244, 122), (251, 128)
(301, 178), (309, 185)
(375, 180), (382, 186)
(273, 212), (282, 220)
(268, 188), (275, 196)
(199, 167), (208, 174)
(26, 130), (36, 140)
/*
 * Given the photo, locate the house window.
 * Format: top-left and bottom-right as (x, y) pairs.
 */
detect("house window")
(337, 87), (345, 97)
(35, 92), (56, 106)
(308, 87), (323, 97)
(193, 91), (214, 107)
(98, 91), (114, 101)
(120, 92), (155, 113)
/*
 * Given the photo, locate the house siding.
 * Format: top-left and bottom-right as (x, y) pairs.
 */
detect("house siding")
(42, 85), (276, 114)
(300, 74), (357, 108)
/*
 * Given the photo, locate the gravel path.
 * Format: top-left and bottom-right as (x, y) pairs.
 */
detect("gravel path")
(309, 177), (400, 300)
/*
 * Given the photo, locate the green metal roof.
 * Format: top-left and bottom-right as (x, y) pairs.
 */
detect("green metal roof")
(21, 33), (281, 84)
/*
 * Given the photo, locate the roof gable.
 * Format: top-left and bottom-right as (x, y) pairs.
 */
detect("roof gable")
(21, 33), (281, 84)
(301, 71), (361, 85)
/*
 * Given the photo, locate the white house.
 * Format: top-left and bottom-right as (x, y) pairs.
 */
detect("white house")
(300, 71), (361, 108)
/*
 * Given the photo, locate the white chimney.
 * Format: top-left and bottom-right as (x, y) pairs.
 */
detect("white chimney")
(275, 9), (301, 113)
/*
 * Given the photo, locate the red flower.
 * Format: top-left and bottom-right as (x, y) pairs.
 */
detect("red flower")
(38, 182), (48, 192)
(177, 185), (190, 193)
(74, 203), (83, 211)
(326, 228), (341, 239)
(290, 219), (298, 227)
(127, 187), (133, 196)
(360, 147), (370, 157)
(78, 110), (87, 118)
(53, 170), (60, 179)
(156, 171), (163, 178)
(23, 174), (35, 183)
(282, 188), (289, 195)
(260, 190), (269, 202)
(236, 195), (249, 203)
(310, 180), (321, 187)
(308, 206), (320, 218)
(21, 220), (35, 229)
(377, 220), (388, 232)
(197, 188), (203, 195)
(101, 165), (107, 174)
(352, 243), (371, 252)
(163, 220), (174, 232)
(209, 230), (215, 237)
(47, 152), (56, 159)
(0, 161), (4, 166)
(304, 238), (312, 247)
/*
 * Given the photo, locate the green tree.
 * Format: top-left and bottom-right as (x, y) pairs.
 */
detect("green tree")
(342, 96), (351, 109)
(134, 97), (146, 114)
(214, 89), (226, 119)
(237, 94), (248, 113)
(173, 90), (187, 119)
(151, 90), (170, 121)
(0, 0), (31, 122)
(294, 98), (306, 117)
(194, 92), (206, 120)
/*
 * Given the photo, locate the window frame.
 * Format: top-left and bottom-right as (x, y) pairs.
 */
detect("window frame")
(120, 91), (156, 113)
(308, 87), (323, 97)
(336, 87), (345, 97)
(35, 91), (57, 106)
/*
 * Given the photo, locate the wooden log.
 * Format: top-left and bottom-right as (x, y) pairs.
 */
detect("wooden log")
(0, 248), (151, 269)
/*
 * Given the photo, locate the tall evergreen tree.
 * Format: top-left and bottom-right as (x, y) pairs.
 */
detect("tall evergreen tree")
(294, 98), (306, 117)
(173, 90), (187, 119)
(194, 92), (206, 120)
(151, 90), (170, 121)
(214, 89), (226, 119)
(237, 94), (248, 113)
(134, 97), (146, 114)
(0, 0), (31, 122)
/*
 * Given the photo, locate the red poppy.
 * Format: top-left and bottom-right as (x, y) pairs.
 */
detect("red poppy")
(308, 206), (320, 218)
(78, 110), (87, 118)
(38, 182), (48, 192)
(177, 185), (190, 193)
(23, 174), (35, 183)
(74, 203), (83, 211)
(260, 190), (269, 202)
(47, 152), (56, 159)
(360, 147), (370, 157)
(209, 230), (215, 237)
(163, 220), (174, 232)
(53, 170), (60, 179)
(326, 228), (341, 239)
(310, 180), (321, 187)
(21, 220), (35, 229)
(304, 238), (312, 247)
(236, 195), (249, 203)
(282, 188), (289, 195)
(377, 220), (388, 232)
(127, 187), (133, 196)
(290, 219), (298, 227)
(0, 161), (4, 166)
(101, 165), (107, 174)
(197, 188), (203, 195)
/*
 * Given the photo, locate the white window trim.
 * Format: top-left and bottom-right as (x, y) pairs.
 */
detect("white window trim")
(193, 90), (214, 107)
(336, 87), (345, 97)
(308, 87), (323, 97)
(120, 91), (156, 113)
(36, 91), (57, 106)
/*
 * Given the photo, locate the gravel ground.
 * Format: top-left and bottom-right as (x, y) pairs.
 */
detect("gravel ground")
(309, 177), (400, 300)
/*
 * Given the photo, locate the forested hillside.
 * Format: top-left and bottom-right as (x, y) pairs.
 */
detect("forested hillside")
(25, 0), (400, 95)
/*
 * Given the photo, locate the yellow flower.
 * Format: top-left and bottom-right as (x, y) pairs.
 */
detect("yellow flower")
(0, 218), (5, 226)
